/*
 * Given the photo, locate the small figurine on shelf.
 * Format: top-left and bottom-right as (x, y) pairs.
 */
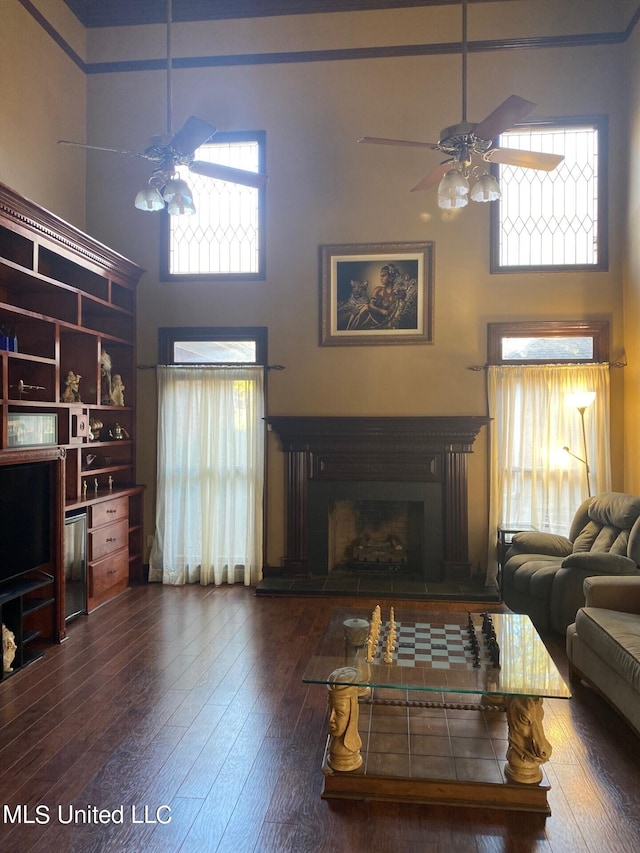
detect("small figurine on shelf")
(89, 418), (103, 441)
(82, 480), (88, 500)
(94, 477), (99, 495)
(2, 624), (17, 673)
(110, 374), (125, 406)
(112, 422), (128, 440)
(100, 350), (113, 405)
(108, 475), (114, 491)
(62, 370), (82, 403)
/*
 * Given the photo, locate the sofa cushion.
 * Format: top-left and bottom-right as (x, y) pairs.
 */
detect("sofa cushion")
(561, 552), (639, 574)
(588, 492), (640, 530)
(510, 561), (560, 598)
(511, 531), (572, 556)
(574, 607), (640, 694)
(572, 521), (629, 555)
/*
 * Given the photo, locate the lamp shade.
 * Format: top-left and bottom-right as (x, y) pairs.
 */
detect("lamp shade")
(134, 186), (165, 211)
(470, 172), (501, 202)
(566, 391), (596, 410)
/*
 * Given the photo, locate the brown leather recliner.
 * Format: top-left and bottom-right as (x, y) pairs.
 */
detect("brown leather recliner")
(502, 492), (640, 634)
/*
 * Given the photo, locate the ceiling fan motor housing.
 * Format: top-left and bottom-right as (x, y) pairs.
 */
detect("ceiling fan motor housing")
(438, 122), (494, 156)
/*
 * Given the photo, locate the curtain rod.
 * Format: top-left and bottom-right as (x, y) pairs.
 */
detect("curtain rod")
(467, 360), (626, 371)
(138, 363), (285, 370)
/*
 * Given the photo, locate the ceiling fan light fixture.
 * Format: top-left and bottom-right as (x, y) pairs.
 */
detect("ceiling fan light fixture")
(162, 177), (193, 204)
(437, 168), (470, 208)
(134, 185), (165, 212)
(163, 177), (196, 215)
(437, 192), (469, 210)
(438, 168), (469, 197)
(470, 172), (501, 203)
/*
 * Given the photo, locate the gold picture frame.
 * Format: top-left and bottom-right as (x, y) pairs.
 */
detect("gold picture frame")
(320, 241), (434, 346)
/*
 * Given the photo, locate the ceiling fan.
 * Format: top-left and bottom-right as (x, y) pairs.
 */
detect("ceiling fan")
(358, 0), (563, 207)
(58, 0), (267, 214)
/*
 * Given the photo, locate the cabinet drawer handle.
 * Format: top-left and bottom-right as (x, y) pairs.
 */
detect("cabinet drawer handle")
(106, 537), (116, 542)
(107, 509), (117, 514)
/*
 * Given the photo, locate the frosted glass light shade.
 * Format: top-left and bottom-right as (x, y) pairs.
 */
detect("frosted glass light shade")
(470, 172), (501, 202)
(437, 169), (469, 209)
(163, 178), (196, 215)
(134, 186), (165, 211)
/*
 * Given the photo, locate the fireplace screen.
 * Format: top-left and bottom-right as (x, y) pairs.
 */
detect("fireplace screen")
(328, 499), (423, 574)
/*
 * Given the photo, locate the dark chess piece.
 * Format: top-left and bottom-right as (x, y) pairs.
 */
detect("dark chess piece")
(488, 637), (501, 668)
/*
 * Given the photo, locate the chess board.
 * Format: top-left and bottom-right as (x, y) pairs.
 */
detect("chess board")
(373, 619), (497, 670)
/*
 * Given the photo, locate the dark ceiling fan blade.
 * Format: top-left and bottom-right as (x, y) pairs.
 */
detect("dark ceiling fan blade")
(189, 160), (268, 188)
(169, 116), (217, 157)
(410, 160), (455, 192)
(473, 95), (537, 143)
(358, 136), (440, 149)
(58, 140), (151, 159)
(487, 147), (564, 171)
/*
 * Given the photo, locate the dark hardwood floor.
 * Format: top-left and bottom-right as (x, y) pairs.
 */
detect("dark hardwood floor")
(1, 584), (639, 852)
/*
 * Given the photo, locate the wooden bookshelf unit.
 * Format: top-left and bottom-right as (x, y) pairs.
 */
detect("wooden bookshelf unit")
(0, 181), (145, 671)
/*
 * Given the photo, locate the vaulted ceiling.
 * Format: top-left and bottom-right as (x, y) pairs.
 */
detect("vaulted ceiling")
(63, 0), (507, 28)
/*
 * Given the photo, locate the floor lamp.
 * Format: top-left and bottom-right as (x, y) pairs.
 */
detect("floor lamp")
(564, 391), (596, 497)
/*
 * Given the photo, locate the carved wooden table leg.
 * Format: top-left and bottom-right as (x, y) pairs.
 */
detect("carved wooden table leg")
(327, 666), (363, 771)
(504, 695), (552, 784)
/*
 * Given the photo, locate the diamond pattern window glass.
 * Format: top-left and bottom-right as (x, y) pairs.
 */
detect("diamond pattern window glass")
(163, 131), (265, 280)
(490, 118), (607, 272)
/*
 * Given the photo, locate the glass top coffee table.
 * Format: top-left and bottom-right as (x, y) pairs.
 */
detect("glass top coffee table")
(302, 606), (571, 814)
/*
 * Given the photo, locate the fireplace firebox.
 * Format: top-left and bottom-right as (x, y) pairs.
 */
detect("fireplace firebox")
(267, 416), (489, 582)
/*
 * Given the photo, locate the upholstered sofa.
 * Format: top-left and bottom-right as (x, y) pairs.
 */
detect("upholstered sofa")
(503, 492), (640, 634)
(566, 576), (640, 737)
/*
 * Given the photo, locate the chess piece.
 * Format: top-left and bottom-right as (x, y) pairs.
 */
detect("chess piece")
(327, 667), (363, 771)
(82, 480), (87, 500)
(344, 618), (371, 697)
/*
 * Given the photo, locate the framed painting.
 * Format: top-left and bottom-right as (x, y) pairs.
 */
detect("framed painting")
(320, 241), (434, 346)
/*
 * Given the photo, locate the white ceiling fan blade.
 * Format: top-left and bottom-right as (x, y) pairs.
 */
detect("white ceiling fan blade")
(189, 160), (268, 188)
(358, 136), (440, 149)
(410, 161), (455, 192)
(486, 147), (564, 171)
(58, 140), (151, 160)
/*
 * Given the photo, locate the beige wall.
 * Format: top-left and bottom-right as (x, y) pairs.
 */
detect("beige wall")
(0, 0), (86, 225)
(623, 18), (640, 494)
(1, 1), (636, 572)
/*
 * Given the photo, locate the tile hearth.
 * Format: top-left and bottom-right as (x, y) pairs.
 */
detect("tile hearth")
(256, 570), (501, 602)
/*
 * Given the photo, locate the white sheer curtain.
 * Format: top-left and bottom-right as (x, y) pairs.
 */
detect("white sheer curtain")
(487, 363), (611, 584)
(148, 365), (264, 586)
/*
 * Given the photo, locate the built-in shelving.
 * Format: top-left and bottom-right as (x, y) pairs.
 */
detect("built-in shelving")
(0, 181), (145, 645)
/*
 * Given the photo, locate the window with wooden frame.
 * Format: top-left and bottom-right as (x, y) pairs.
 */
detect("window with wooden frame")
(490, 117), (608, 273)
(161, 131), (266, 281)
(488, 321), (609, 366)
(159, 327), (268, 366)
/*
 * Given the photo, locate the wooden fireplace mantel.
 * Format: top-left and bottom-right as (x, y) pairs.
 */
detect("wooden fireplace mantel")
(267, 416), (490, 580)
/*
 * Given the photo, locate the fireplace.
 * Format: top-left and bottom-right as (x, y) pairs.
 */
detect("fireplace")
(267, 416), (489, 582)
(329, 498), (422, 574)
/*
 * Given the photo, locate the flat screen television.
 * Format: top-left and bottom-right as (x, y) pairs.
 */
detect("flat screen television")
(0, 461), (52, 585)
